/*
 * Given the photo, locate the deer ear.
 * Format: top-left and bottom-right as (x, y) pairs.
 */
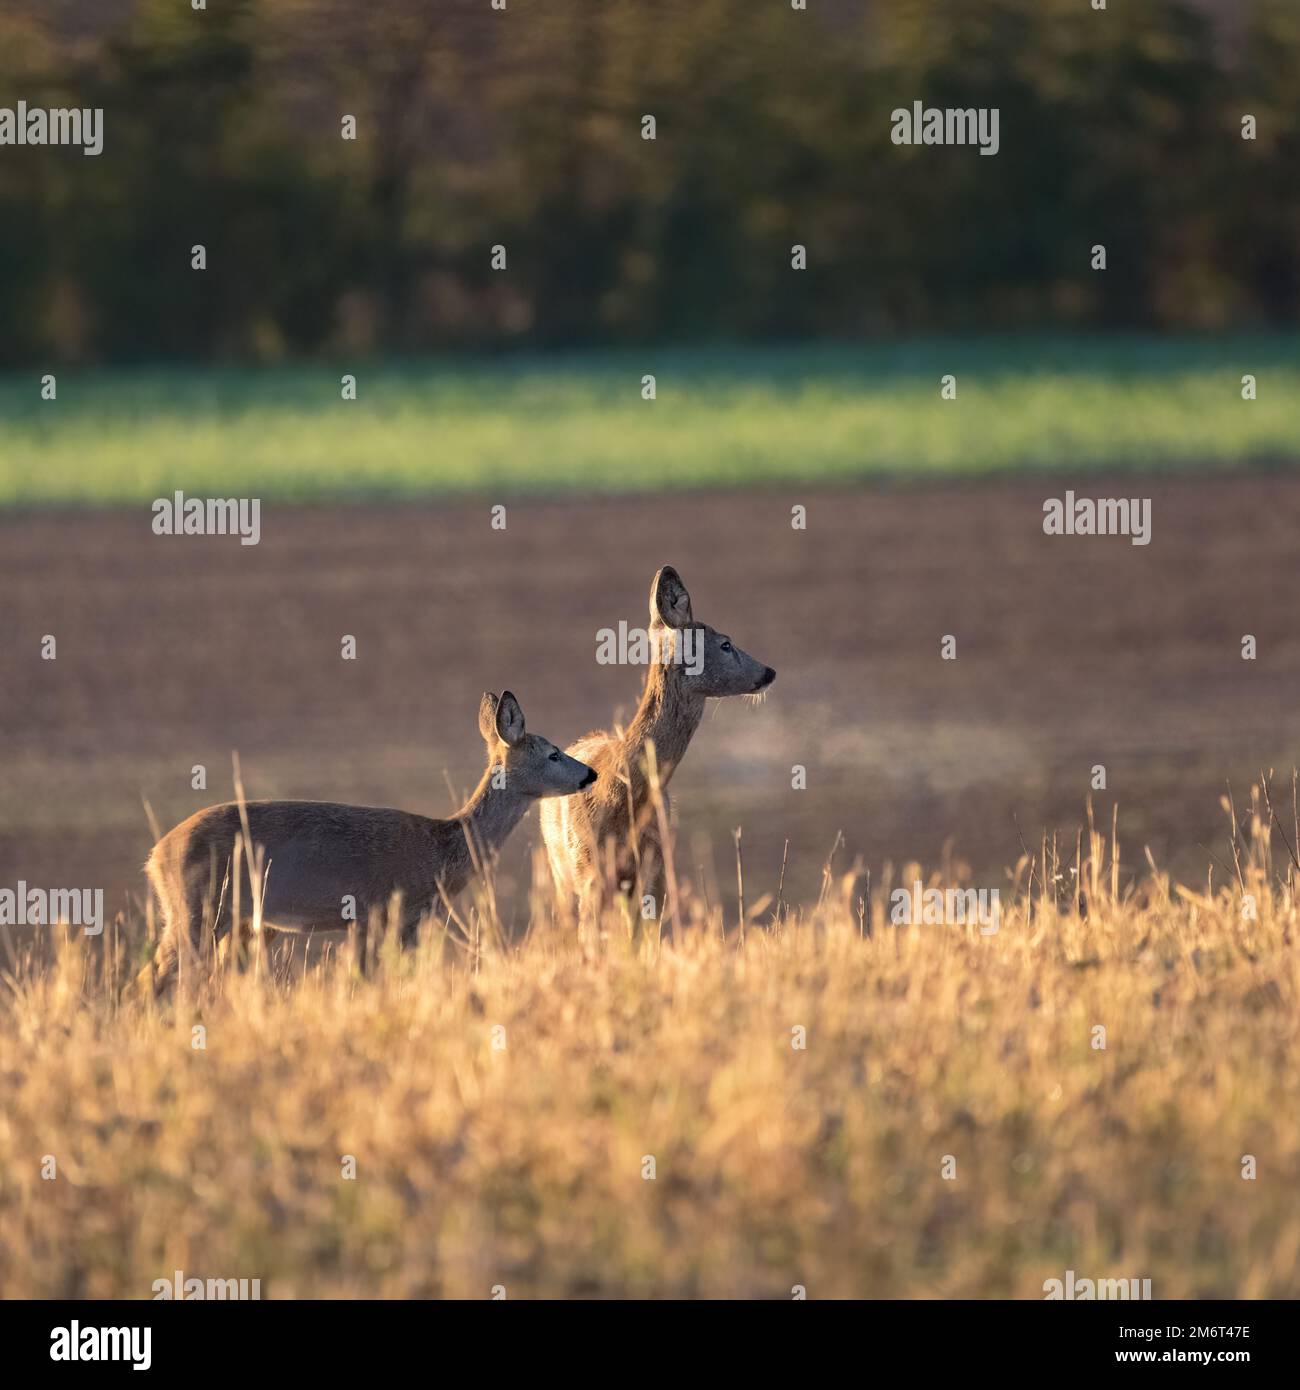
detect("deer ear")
(649, 565), (693, 628)
(478, 692), (500, 743)
(495, 690), (526, 746)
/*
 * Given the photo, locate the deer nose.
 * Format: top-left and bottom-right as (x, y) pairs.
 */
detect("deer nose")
(756, 666), (776, 689)
(581, 768), (598, 787)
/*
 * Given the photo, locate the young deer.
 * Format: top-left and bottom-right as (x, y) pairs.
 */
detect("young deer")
(137, 691), (595, 995)
(539, 565), (775, 927)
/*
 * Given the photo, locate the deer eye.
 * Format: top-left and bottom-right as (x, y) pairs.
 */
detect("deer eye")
(548, 750), (561, 761)
(720, 640), (733, 652)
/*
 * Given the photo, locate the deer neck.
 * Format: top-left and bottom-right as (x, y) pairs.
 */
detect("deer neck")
(446, 767), (530, 889)
(624, 653), (706, 796)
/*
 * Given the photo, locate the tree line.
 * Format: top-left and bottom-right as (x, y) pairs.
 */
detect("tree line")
(1, 0), (1296, 365)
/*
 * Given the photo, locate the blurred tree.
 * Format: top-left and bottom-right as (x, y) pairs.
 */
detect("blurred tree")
(0, 0), (1294, 364)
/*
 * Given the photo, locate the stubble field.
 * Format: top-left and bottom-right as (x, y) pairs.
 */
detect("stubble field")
(2, 820), (1298, 1298)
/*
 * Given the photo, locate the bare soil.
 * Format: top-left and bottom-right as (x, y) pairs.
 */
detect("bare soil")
(4, 472), (1300, 933)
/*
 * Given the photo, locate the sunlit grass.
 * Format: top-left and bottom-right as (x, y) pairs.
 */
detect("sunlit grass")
(2, 792), (1298, 1298)
(1, 335), (1297, 505)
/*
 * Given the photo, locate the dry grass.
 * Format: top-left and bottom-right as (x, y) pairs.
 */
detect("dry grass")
(1, 794), (1299, 1300)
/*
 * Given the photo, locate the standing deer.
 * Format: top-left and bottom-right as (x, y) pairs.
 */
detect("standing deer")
(540, 565), (775, 927)
(137, 691), (595, 995)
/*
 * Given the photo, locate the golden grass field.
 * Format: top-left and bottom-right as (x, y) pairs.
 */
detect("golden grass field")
(2, 794), (1298, 1300)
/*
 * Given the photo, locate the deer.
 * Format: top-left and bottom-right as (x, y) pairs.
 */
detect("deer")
(539, 565), (775, 929)
(136, 691), (596, 996)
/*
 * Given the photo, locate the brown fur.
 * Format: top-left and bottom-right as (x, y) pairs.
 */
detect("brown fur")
(540, 566), (774, 926)
(137, 691), (594, 996)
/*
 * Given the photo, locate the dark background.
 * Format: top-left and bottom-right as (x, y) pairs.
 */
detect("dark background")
(1, 0), (1296, 367)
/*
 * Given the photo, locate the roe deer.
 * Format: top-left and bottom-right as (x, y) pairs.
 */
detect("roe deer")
(137, 691), (596, 995)
(539, 565), (774, 927)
